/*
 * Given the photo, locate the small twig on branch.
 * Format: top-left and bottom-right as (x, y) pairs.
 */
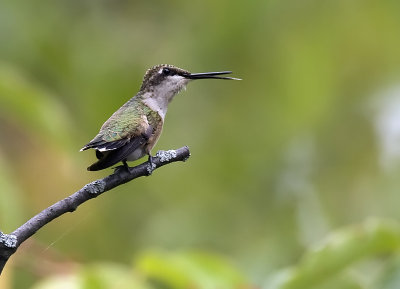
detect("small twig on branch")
(0, 146), (190, 275)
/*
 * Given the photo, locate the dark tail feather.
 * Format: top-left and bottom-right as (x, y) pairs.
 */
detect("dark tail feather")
(81, 138), (129, 152)
(81, 141), (105, 151)
(87, 137), (146, 171)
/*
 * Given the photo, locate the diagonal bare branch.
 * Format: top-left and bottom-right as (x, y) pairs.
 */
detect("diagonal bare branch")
(0, 146), (190, 275)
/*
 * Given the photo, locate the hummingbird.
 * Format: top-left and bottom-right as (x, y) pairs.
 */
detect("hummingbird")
(80, 64), (240, 171)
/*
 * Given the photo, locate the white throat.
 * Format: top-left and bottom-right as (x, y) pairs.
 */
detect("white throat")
(143, 75), (189, 119)
(142, 96), (168, 119)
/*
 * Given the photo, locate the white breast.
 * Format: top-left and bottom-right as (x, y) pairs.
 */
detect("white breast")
(126, 146), (146, 161)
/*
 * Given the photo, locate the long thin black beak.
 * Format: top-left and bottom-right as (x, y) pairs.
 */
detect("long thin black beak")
(185, 71), (241, 80)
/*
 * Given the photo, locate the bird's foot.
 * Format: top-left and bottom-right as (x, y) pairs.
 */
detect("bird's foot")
(113, 161), (131, 174)
(147, 155), (156, 175)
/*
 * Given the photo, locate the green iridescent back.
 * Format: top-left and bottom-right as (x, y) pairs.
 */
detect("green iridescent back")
(98, 95), (161, 143)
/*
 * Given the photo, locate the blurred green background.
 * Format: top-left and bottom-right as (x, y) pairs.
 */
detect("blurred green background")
(1, 0), (400, 288)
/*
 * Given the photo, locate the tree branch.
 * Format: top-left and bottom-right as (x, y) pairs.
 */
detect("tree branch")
(0, 146), (190, 275)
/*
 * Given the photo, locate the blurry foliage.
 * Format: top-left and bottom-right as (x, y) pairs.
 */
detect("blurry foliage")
(0, 151), (23, 231)
(135, 250), (247, 289)
(0, 63), (74, 147)
(28, 220), (400, 289)
(266, 218), (400, 289)
(31, 250), (247, 289)
(1, 0), (400, 288)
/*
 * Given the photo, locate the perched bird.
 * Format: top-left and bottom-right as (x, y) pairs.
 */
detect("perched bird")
(80, 64), (240, 171)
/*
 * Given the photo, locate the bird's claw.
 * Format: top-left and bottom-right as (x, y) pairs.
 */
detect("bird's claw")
(147, 155), (156, 175)
(113, 161), (131, 174)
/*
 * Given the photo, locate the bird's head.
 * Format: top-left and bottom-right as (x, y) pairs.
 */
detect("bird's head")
(140, 64), (240, 97)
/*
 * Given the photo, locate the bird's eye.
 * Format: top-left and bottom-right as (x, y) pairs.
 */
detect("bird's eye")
(162, 68), (171, 75)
